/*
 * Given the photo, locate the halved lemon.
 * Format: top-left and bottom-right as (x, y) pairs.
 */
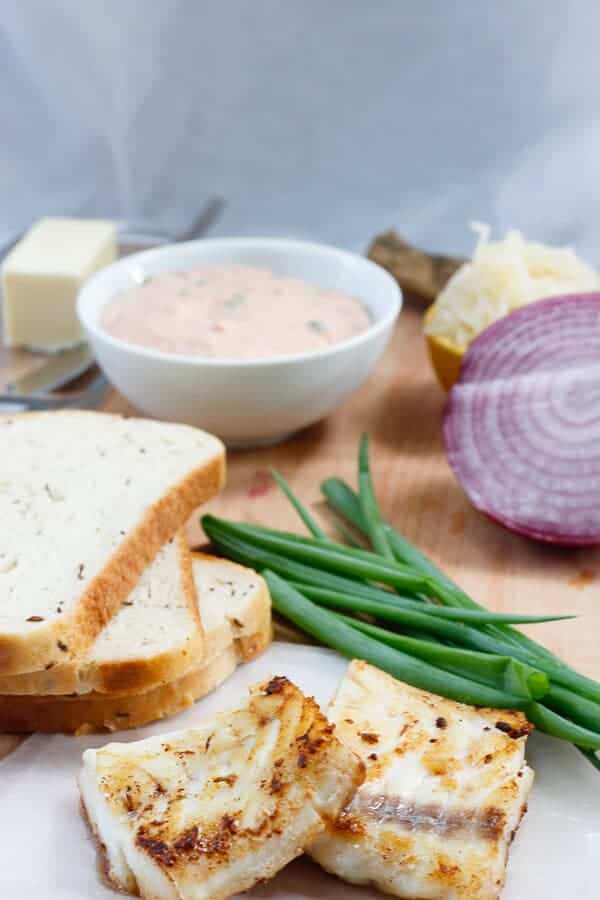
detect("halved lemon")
(424, 305), (464, 391)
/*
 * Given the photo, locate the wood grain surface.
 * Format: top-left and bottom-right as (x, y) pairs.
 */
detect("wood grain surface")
(2, 300), (599, 759)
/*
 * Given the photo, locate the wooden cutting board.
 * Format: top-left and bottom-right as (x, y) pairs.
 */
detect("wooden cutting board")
(1, 300), (599, 757)
(120, 300), (598, 678)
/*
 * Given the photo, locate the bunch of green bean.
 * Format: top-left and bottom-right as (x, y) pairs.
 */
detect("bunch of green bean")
(201, 435), (600, 771)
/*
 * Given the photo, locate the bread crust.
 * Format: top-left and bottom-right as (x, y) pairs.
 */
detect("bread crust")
(87, 532), (204, 696)
(20, 532), (203, 697)
(235, 615), (273, 661)
(0, 645), (235, 734)
(0, 552), (270, 696)
(192, 550), (272, 637)
(0, 411), (225, 676)
(0, 604), (271, 734)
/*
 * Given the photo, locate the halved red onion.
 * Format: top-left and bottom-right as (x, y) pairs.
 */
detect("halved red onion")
(443, 293), (600, 545)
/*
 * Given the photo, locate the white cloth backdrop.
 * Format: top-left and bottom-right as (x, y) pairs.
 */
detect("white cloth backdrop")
(1, 0), (597, 257)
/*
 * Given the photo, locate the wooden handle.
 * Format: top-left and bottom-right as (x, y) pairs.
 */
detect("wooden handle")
(368, 230), (465, 303)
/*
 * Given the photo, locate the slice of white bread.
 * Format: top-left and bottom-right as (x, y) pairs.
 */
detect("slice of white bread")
(79, 676), (365, 899)
(0, 559), (272, 733)
(0, 627), (271, 734)
(190, 553), (272, 663)
(0, 645), (238, 735)
(0, 411), (224, 676)
(0, 553), (270, 696)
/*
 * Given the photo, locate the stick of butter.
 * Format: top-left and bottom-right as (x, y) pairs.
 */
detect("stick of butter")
(2, 217), (117, 352)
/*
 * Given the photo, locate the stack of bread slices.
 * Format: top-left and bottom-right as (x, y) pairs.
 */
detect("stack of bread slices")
(0, 411), (272, 734)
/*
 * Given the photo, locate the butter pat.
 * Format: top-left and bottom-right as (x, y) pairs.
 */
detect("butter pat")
(2, 217), (117, 351)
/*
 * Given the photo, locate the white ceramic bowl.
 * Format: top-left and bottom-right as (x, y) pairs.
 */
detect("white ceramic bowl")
(77, 238), (402, 446)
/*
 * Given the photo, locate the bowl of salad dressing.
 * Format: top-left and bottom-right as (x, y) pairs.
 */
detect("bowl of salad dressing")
(78, 238), (402, 446)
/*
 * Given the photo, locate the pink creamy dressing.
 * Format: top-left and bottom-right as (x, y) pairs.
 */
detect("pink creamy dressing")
(101, 265), (371, 360)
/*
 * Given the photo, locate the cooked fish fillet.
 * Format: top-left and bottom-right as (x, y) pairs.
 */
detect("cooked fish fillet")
(308, 660), (534, 900)
(79, 675), (365, 900)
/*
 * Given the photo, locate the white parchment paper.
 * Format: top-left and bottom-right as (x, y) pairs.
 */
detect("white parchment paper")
(0, 643), (598, 899)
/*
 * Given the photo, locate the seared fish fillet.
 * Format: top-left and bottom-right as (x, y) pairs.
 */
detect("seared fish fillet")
(309, 661), (534, 900)
(79, 675), (364, 900)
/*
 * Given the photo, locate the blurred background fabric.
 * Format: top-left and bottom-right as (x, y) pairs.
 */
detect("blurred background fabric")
(1, 0), (597, 257)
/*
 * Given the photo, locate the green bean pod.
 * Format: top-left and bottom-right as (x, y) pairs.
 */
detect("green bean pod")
(265, 571), (528, 710)
(271, 469), (328, 540)
(202, 515), (430, 592)
(321, 477), (600, 704)
(338, 615), (549, 700)
(526, 703), (600, 750)
(292, 583), (572, 627)
(543, 684), (600, 735)
(358, 434), (394, 560)
(293, 583), (566, 656)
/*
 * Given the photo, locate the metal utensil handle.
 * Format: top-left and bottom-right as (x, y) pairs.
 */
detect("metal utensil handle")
(0, 372), (109, 411)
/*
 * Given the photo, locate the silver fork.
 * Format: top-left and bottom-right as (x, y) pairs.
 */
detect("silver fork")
(0, 371), (109, 413)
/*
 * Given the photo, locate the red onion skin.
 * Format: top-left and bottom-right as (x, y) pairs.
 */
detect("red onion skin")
(444, 293), (600, 546)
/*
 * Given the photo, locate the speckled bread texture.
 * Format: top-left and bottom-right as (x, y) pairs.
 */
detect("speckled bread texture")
(78, 676), (365, 900)
(190, 553), (272, 663)
(0, 617), (271, 735)
(0, 532), (200, 695)
(0, 558), (272, 733)
(0, 411), (225, 676)
(0, 646), (240, 735)
(308, 660), (534, 900)
(0, 552), (270, 696)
